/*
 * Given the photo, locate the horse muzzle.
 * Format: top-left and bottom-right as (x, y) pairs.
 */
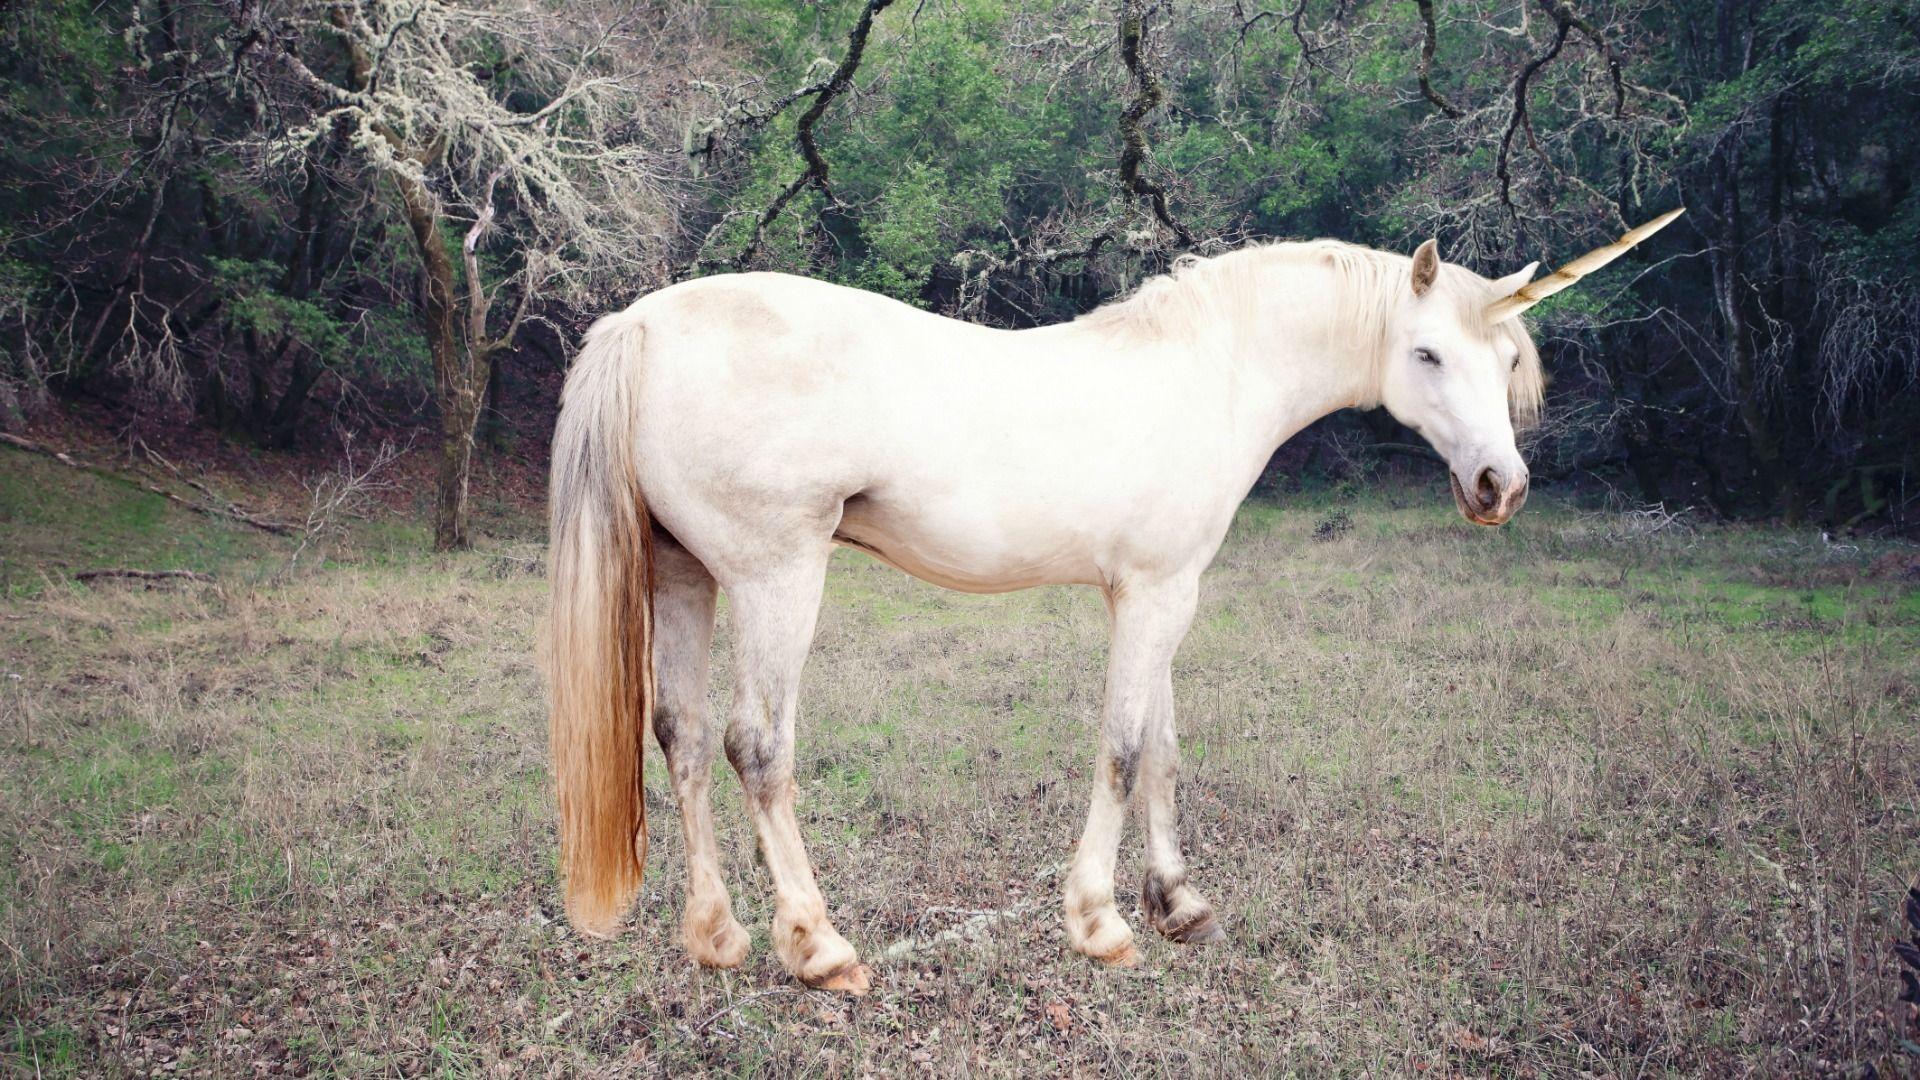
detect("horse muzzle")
(1449, 464), (1528, 526)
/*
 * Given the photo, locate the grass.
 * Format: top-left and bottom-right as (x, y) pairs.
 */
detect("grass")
(0, 455), (280, 597)
(1, 444), (1918, 1075)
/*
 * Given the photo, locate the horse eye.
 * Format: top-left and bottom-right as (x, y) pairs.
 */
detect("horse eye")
(1510, 356), (1521, 373)
(1414, 348), (1441, 368)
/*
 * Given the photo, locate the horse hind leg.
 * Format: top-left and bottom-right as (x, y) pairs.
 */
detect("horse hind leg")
(651, 536), (750, 969)
(723, 554), (869, 994)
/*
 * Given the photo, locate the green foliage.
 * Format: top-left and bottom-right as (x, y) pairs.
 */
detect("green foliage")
(354, 309), (433, 385)
(210, 258), (352, 369)
(852, 161), (949, 302)
(719, 0), (1072, 301)
(0, 0), (135, 222)
(206, 255), (430, 400)
(0, 251), (50, 328)
(0, 0), (127, 115)
(708, 0), (1434, 294)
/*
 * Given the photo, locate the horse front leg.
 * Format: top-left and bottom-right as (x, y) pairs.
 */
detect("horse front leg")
(723, 557), (870, 995)
(1138, 671), (1223, 945)
(1063, 574), (1199, 966)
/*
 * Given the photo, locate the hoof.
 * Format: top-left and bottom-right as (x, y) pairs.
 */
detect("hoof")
(1067, 904), (1137, 967)
(685, 911), (751, 969)
(1143, 870), (1224, 945)
(804, 961), (872, 996)
(774, 904), (863, 992)
(1160, 910), (1225, 944)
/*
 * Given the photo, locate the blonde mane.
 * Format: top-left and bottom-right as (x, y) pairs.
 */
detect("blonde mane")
(1079, 240), (1546, 427)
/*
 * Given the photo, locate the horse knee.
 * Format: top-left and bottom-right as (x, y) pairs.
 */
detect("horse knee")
(724, 714), (789, 804)
(653, 704), (697, 755)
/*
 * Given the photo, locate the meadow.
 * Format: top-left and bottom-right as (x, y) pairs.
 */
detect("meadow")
(2, 444), (1917, 1076)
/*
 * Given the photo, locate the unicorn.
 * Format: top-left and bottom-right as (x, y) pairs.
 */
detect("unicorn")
(545, 211), (1682, 993)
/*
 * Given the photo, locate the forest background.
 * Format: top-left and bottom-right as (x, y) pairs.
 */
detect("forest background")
(1, 0), (1917, 544)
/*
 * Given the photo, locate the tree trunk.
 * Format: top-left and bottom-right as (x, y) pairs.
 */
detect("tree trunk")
(1712, 160), (1788, 518)
(434, 340), (491, 552)
(266, 347), (322, 451)
(262, 150), (335, 451)
(1709, 0), (1794, 520)
(480, 345), (508, 451)
(393, 172), (482, 551)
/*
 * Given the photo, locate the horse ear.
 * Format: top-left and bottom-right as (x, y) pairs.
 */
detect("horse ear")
(1410, 239), (1441, 297)
(1492, 261), (1540, 298)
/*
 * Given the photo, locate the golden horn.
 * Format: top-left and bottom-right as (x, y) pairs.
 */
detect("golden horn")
(1486, 207), (1685, 322)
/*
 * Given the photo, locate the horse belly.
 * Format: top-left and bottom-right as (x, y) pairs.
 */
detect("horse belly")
(832, 492), (1102, 593)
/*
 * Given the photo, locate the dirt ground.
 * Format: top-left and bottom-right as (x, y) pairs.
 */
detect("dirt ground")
(3, 445), (1918, 1076)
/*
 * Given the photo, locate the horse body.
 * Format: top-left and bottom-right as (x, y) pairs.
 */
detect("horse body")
(547, 238), (1552, 993)
(622, 264), (1371, 596)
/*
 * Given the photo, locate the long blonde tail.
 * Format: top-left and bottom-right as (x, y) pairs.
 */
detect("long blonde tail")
(546, 314), (654, 937)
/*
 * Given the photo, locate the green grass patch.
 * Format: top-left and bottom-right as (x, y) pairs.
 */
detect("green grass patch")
(0, 449), (275, 595)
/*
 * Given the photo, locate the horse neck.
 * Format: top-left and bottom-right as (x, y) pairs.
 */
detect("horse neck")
(1244, 272), (1384, 448)
(1115, 253), (1387, 463)
(1034, 252), (1387, 486)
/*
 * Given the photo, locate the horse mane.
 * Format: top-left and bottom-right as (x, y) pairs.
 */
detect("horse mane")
(1077, 240), (1546, 427)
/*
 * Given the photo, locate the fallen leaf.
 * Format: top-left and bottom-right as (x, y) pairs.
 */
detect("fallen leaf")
(1452, 1028), (1489, 1051)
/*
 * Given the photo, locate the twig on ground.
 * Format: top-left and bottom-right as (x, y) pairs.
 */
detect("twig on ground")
(880, 901), (1043, 962)
(690, 987), (799, 1035)
(1591, 501), (1696, 544)
(73, 568), (214, 584)
(0, 431), (78, 466)
(880, 862), (1066, 962)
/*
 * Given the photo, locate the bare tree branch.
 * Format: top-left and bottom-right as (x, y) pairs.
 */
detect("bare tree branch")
(0, 433), (293, 534)
(1539, 0), (1625, 119)
(1118, 0), (1193, 248)
(1497, 9), (1571, 217)
(948, 1), (1210, 315)
(1414, 0), (1464, 118)
(680, 0), (896, 277)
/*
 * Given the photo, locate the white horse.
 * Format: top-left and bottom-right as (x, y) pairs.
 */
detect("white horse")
(545, 214), (1680, 994)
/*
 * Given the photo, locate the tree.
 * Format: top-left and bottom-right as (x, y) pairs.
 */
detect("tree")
(244, 0), (685, 548)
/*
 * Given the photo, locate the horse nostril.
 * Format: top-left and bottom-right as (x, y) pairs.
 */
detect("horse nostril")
(1474, 466), (1500, 509)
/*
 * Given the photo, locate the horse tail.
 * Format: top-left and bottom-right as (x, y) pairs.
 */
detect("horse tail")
(546, 312), (656, 938)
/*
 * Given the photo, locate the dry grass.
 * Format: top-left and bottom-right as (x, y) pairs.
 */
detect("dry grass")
(2, 449), (1918, 1076)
